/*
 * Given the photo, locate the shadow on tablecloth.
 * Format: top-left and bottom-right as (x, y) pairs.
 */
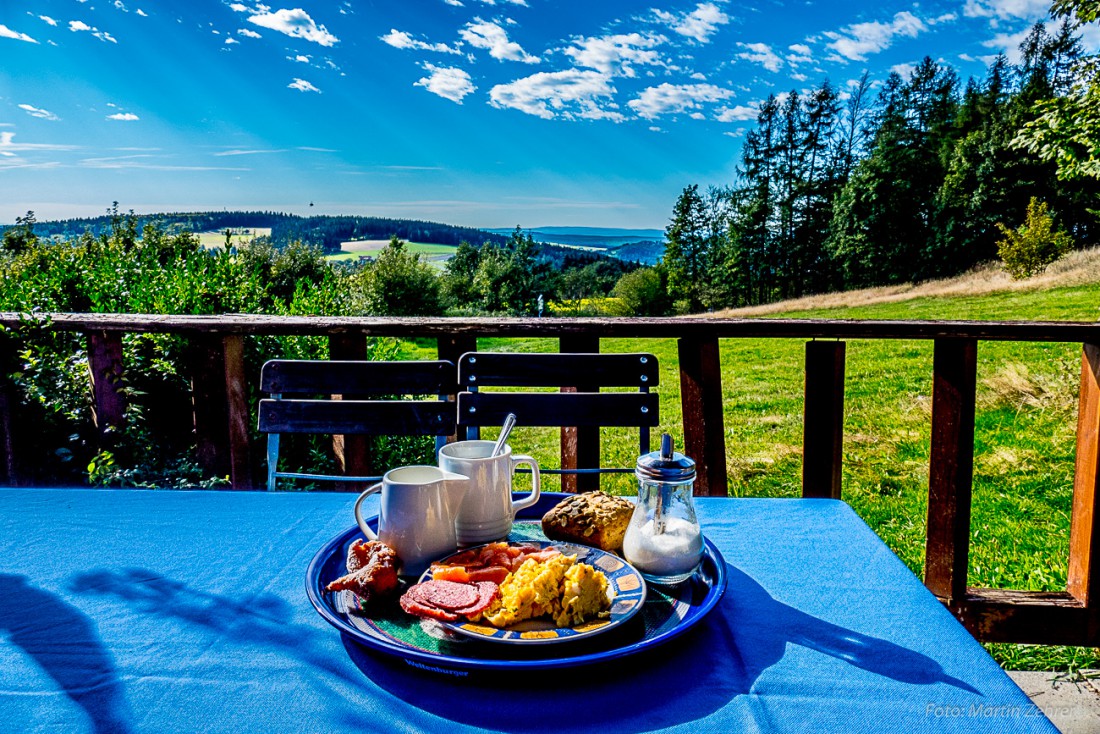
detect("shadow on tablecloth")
(342, 562), (980, 733)
(0, 573), (133, 734)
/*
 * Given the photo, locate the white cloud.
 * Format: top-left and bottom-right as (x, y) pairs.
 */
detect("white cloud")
(628, 83), (734, 120)
(787, 43), (813, 64)
(114, 0), (128, 12)
(461, 19), (539, 63)
(238, 28), (262, 38)
(963, 0), (1049, 21)
(381, 29), (461, 54)
(68, 19), (117, 43)
(0, 24), (38, 43)
(136, 9), (148, 17)
(823, 11), (927, 62)
(653, 3), (728, 44)
(288, 78), (321, 93)
(292, 54), (310, 62)
(106, 112), (140, 121)
(890, 62), (916, 78)
(981, 26), (1033, 63)
(737, 42), (782, 72)
(248, 8), (338, 47)
(415, 64), (476, 103)
(213, 149), (287, 156)
(19, 103), (59, 121)
(444, 0), (464, 6)
(225, 37), (239, 45)
(716, 104), (757, 122)
(489, 69), (622, 120)
(562, 32), (666, 77)
(229, 3), (249, 12)
(38, 15), (59, 26)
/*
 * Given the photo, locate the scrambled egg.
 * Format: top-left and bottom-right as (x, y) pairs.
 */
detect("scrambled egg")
(478, 554), (611, 628)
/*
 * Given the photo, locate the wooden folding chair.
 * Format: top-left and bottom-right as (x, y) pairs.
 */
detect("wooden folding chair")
(258, 359), (457, 490)
(456, 352), (660, 489)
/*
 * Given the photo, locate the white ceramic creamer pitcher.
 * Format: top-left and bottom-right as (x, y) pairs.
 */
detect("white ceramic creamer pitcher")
(353, 465), (469, 576)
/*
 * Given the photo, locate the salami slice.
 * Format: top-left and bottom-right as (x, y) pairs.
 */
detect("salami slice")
(450, 581), (499, 616)
(399, 590), (460, 622)
(416, 580), (480, 611)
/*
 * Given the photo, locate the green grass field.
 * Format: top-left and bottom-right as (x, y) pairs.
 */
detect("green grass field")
(400, 280), (1100, 670)
(195, 228), (271, 248)
(327, 240), (457, 262)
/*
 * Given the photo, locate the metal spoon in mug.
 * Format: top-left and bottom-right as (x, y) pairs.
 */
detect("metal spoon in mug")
(491, 413), (517, 457)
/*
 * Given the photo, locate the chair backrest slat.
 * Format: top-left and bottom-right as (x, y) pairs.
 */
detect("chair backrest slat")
(259, 399), (456, 436)
(457, 392), (658, 428)
(261, 360), (456, 395)
(458, 353), (658, 389)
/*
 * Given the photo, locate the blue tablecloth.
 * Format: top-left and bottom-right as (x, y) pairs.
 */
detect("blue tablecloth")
(0, 489), (1056, 733)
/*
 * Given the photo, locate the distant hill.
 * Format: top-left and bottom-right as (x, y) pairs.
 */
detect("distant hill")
(12, 211), (510, 254)
(488, 226), (665, 265)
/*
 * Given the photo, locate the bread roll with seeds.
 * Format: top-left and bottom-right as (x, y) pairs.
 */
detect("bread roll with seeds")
(541, 491), (635, 553)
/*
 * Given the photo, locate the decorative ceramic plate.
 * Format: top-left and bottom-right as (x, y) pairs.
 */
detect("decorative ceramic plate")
(306, 492), (727, 674)
(422, 541), (646, 645)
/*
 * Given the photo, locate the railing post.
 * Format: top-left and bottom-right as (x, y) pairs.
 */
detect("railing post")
(438, 334), (476, 443)
(1068, 342), (1100, 645)
(0, 337), (15, 486)
(924, 337), (977, 605)
(803, 340), (845, 499)
(560, 335), (600, 493)
(223, 335), (253, 490)
(330, 333), (370, 489)
(678, 336), (728, 497)
(86, 330), (125, 444)
(192, 335), (228, 479)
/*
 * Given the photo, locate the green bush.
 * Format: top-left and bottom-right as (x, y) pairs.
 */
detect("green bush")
(0, 212), (403, 487)
(996, 198), (1073, 279)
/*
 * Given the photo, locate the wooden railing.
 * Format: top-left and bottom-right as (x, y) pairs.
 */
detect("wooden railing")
(1, 312), (1098, 648)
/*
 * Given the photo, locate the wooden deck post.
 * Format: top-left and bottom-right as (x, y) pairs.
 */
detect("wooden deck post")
(678, 336), (728, 497)
(924, 338), (977, 605)
(802, 340), (846, 499)
(330, 333), (370, 489)
(437, 334), (476, 443)
(192, 335), (230, 480)
(0, 341), (15, 486)
(87, 330), (125, 443)
(223, 335), (253, 490)
(1068, 342), (1100, 645)
(560, 335), (600, 493)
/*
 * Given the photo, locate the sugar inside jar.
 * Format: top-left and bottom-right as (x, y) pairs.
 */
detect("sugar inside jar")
(622, 434), (703, 585)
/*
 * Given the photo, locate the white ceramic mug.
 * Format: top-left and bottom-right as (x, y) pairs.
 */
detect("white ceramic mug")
(438, 440), (541, 545)
(353, 465), (469, 576)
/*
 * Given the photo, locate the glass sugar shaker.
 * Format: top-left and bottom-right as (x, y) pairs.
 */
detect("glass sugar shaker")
(622, 433), (704, 585)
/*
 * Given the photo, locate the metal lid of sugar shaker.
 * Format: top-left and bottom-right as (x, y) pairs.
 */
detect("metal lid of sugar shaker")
(636, 433), (696, 482)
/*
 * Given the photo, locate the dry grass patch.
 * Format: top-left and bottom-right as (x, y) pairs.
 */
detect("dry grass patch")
(707, 246), (1100, 317)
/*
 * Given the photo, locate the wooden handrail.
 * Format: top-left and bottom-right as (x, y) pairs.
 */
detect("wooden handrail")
(1, 311), (1099, 648)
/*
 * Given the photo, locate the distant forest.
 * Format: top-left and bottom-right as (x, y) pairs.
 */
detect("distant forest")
(14, 210), (511, 254)
(662, 19), (1100, 311)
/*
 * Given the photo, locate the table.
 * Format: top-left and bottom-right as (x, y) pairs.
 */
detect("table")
(0, 489), (1057, 733)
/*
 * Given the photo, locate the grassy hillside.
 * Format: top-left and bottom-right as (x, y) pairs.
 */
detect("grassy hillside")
(421, 255), (1100, 671)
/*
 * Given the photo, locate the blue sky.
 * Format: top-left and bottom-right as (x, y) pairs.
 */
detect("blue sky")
(1, 0), (1095, 229)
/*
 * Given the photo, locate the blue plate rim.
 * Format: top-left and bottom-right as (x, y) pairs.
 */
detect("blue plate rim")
(305, 492), (727, 672)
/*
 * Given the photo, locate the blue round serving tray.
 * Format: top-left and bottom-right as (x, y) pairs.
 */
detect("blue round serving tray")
(306, 492), (727, 673)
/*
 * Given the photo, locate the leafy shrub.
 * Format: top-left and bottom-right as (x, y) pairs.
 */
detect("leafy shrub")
(0, 212), (399, 487)
(996, 198), (1073, 279)
(611, 266), (672, 316)
(354, 237), (442, 316)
